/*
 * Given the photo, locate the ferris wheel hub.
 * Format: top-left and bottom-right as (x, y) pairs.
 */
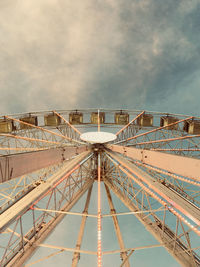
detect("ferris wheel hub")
(80, 131), (116, 144)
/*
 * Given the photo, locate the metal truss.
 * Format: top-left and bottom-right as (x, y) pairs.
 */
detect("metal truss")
(114, 111), (144, 143)
(0, 151), (93, 266)
(0, 145), (88, 183)
(0, 109), (200, 267)
(103, 151), (200, 266)
(107, 144), (200, 183)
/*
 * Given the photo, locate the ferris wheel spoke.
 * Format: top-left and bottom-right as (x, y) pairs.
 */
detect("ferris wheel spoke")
(115, 116), (193, 145)
(116, 111), (144, 139)
(0, 133), (63, 150)
(127, 134), (200, 148)
(72, 184), (93, 267)
(123, 128), (197, 152)
(104, 183), (130, 267)
(0, 145), (88, 183)
(107, 144), (200, 182)
(140, 167), (200, 207)
(0, 151), (94, 266)
(103, 176), (200, 266)
(0, 151), (92, 233)
(5, 115), (83, 145)
(105, 150), (200, 230)
(53, 111), (82, 136)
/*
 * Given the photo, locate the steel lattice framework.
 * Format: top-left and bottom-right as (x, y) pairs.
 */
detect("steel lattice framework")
(0, 109), (199, 267)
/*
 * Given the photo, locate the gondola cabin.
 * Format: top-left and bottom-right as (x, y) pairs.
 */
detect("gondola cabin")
(44, 114), (61, 126)
(160, 116), (179, 130)
(69, 112), (83, 124)
(137, 114), (153, 127)
(91, 112), (105, 124)
(114, 112), (129, 125)
(0, 119), (14, 133)
(19, 116), (38, 129)
(184, 120), (200, 134)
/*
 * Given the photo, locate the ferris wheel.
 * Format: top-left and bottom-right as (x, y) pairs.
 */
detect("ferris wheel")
(0, 109), (199, 267)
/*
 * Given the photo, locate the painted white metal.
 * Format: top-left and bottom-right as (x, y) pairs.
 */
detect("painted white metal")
(0, 151), (91, 233)
(104, 178), (199, 267)
(106, 150), (200, 227)
(107, 144), (200, 182)
(80, 131), (116, 144)
(7, 180), (94, 267)
(0, 146), (88, 183)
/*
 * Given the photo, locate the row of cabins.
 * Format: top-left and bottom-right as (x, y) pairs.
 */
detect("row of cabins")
(0, 112), (200, 134)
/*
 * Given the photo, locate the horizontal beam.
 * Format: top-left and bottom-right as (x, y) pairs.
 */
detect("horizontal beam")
(0, 151), (92, 233)
(103, 244), (162, 255)
(102, 207), (165, 217)
(32, 207), (164, 218)
(107, 144), (200, 182)
(37, 243), (163, 255)
(0, 146), (88, 183)
(32, 207), (97, 218)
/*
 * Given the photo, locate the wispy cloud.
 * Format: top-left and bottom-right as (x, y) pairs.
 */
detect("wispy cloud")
(0, 0), (199, 115)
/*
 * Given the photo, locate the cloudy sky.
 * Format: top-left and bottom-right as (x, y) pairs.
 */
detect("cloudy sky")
(0, 0), (200, 115)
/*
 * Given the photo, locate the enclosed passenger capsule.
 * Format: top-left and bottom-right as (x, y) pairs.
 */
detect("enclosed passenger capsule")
(91, 112), (105, 124)
(19, 116), (38, 129)
(114, 112), (129, 125)
(44, 114), (61, 126)
(137, 114), (153, 127)
(0, 119), (14, 133)
(69, 112), (83, 124)
(160, 116), (179, 130)
(184, 120), (200, 134)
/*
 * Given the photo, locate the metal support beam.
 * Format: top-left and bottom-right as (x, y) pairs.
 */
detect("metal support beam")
(72, 185), (93, 267)
(5, 116), (82, 145)
(104, 184), (130, 267)
(107, 144), (200, 182)
(120, 250), (134, 267)
(105, 150), (200, 228)
(115, 116), (193, 144)
(0, 146), (88, 183)
(7, 179), (94, 267)
(53, 110), (81, 136)
(115, 111), (144, 136)
(104, 177), (200, 267)
(0, 151), (92, 232)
